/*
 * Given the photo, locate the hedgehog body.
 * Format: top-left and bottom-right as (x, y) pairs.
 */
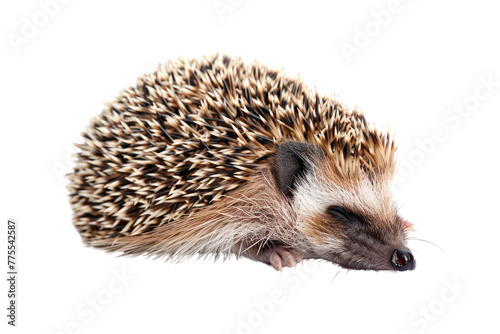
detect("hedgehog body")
(68, 55), (415, 272)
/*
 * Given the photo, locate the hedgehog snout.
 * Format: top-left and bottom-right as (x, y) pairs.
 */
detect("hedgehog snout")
(391, 249), (416, 271)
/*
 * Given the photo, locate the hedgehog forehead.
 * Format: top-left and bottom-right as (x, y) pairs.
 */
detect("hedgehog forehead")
(292, 161), (396, 224)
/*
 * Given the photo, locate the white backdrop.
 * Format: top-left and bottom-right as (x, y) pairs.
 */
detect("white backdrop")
(1, 0), (499, 333)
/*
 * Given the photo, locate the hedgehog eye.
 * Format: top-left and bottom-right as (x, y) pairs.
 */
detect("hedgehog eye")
(327, 206), (363, 224)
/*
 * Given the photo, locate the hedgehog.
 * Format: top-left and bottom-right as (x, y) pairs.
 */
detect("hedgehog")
(67, 54), (416, 272)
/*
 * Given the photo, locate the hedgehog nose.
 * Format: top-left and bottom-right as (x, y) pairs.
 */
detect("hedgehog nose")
(391, 249), (416, 271)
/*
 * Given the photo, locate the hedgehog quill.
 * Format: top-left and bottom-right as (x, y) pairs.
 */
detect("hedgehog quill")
(68, 55), (416, 272)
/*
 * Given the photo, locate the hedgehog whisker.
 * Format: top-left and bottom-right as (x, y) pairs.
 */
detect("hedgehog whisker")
(406, 237), (445, 253)
(396, 200), (407, 212)
(330, 268), (342, 285)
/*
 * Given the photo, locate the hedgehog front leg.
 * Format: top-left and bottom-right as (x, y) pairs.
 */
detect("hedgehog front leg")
(241, 242), (302, 271)
(260, 245), (303, 271)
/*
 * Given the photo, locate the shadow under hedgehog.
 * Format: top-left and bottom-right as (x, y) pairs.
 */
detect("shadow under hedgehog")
(68, 54), (416, 272)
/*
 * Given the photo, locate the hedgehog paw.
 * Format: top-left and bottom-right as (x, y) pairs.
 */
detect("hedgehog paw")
(263, 246), (302, 271)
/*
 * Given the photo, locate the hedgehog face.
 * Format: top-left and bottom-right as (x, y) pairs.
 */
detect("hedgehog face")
(275, 141), (415, 272)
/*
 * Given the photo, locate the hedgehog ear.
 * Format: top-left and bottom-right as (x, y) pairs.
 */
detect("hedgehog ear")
(275, 141), (325, 198)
